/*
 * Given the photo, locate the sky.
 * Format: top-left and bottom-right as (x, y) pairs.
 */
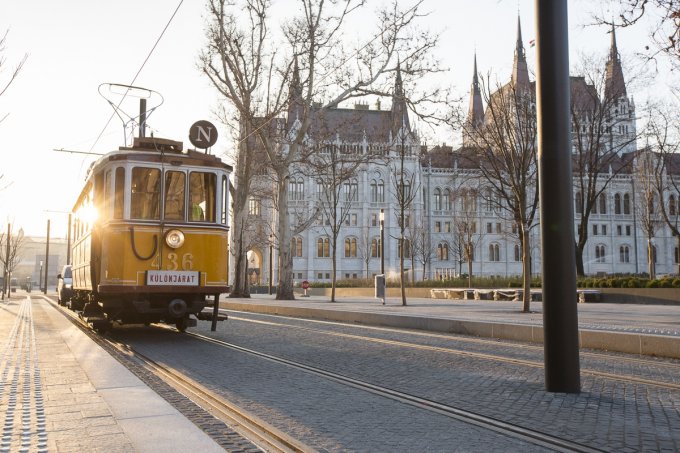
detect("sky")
(0, 0), (674, 238)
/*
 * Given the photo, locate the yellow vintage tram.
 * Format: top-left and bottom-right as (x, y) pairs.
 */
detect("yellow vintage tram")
(69, 135), (231, 332)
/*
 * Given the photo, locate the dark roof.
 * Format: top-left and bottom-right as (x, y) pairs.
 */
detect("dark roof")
(307, 107), (393, 143)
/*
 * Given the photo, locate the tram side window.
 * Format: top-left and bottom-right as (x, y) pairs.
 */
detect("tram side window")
(104, 170), (112, 220)
(164, 171), (186, 220)
(131, 167), (161, 220)
(114, 167), (125, 219)
(189, 172), (216, 222)
(221, 175), (228, 224)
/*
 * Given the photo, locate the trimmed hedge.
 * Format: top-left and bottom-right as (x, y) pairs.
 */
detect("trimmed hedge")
(577, 275), (680, 288)
(304, 275), (680, 289)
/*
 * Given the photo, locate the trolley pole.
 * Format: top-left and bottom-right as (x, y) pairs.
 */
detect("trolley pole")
(535, 0), (581, 393)
(43, 220), (50, 295)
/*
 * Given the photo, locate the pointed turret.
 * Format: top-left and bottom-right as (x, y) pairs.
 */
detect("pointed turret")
(468, 53), (484, 126)
(604, 24), (627, 100)
(287, 56), (304, 130)
(391, 61), (411, 137)
(511, 15), (529, 86)
(463, 53), (484, 147)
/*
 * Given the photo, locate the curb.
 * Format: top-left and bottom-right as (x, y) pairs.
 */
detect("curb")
(221, 302), (680, 360)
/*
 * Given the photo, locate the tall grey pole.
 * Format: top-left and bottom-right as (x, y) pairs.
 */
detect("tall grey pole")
(268, 237), (273, 295)
(535, 0), (581, 393)
(67, 213), (72, 265)
(43, 220), (51, 295)
(2, 223), (10, 299)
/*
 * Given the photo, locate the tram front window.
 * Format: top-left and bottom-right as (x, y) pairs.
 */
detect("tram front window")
(131, 167), (161, 220)
(164, 171), (186, 220)
(189, 172), (216, 222)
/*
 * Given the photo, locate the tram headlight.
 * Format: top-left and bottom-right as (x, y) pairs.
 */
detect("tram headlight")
(165, 229), (185, 249)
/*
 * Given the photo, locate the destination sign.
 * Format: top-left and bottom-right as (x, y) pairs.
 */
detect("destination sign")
(146, 270), (200, 286)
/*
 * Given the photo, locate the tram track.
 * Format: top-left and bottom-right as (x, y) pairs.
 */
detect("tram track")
(187, 330), (603, 453)
(226, 312), (680, 392)
(45, 298), (679, 452)
(51, 296), (599, 452)
(47, 296), (311, 453)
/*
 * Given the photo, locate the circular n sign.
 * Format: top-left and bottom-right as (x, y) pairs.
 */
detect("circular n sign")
(189, 120), (218, 149)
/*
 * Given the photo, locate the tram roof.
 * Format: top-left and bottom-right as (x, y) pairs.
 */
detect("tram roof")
(92, 136), (233, 173)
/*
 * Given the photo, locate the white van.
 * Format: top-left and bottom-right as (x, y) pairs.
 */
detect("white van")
(57, 265), (73, 305)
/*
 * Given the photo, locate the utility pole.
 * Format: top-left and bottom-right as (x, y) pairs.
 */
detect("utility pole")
(67, 213), (72, 265)
(2, 223), (10, 300)
(535, 0), (581, 393)
(43, 220), (50, 294)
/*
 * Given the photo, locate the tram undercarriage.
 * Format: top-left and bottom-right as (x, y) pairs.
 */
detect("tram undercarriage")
(66, 290), (226, 333)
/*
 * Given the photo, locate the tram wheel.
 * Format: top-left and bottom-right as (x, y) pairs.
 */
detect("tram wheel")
(93, 321), (111, 335)
(175, 318), (188, 332)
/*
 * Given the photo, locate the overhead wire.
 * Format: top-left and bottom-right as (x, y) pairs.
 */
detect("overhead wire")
(88, 0), (185, 153)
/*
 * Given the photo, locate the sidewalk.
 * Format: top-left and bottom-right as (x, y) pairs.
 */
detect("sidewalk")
(0, 294), (223, 453)
(218, 293), (680, 359)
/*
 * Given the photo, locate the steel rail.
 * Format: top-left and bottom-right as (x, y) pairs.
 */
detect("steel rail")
(46, 297), (311, 453)
(188, 330), (605, 453)
(226, 313), (680, 392)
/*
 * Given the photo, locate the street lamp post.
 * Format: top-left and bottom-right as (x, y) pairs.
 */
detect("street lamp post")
(268, 234), (274, 295)
(379, 209), (385, 275)
(39, 261), (43, 293)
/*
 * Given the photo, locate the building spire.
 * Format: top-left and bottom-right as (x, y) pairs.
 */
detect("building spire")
(511, 14), (529, 86)
(287, 55), (305, 129)
(604, 24), (627, 100)
(464, 52), (484, 147)
(391, 60), (410, 137)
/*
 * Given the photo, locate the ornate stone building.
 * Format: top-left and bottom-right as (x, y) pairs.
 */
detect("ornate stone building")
(245, 19), (679, 285)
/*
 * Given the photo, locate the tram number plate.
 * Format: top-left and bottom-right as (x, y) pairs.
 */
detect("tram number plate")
(146, 270), (200, 286)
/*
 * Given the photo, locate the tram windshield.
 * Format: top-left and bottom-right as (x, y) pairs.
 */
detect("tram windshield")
(129, 166), (216, 222)
(164, 171), (186, 220)
(189, 172), (216, 222)
(131, 168), (161, 220)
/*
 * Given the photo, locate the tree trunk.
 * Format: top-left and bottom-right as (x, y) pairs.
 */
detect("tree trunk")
(467, 255), (473, 288)
(521, 228), (531, 313)
(648, 239), (656, 280)
(276, 177), (295, 300)
(229, 212), (251, 298)
(331, 247), (337, 302)
(677, 234), (680, 275)
(400, 237), (407, 306)
(575, 243), (585, 277)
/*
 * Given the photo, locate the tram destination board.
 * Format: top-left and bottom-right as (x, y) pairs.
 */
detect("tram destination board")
(146, 270), (200, 286)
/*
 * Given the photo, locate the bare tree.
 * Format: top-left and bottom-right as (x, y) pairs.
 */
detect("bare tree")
(357, 224), (373, 279)
(0, 227), (25, 296)
(457, 77), (539, 312)
(202, 0), (440, 300)
(451, 187), (482, 288)
(570, 53), (642, 275)
(390, 122), (419, 305)
(0, 30), (27, 190)
(409, 214), (434, 282)
(634, 149), (665, 278)
(646, 103), (680, 274)
(308, 140), (375, 301)
(200, 0), (274, 297)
